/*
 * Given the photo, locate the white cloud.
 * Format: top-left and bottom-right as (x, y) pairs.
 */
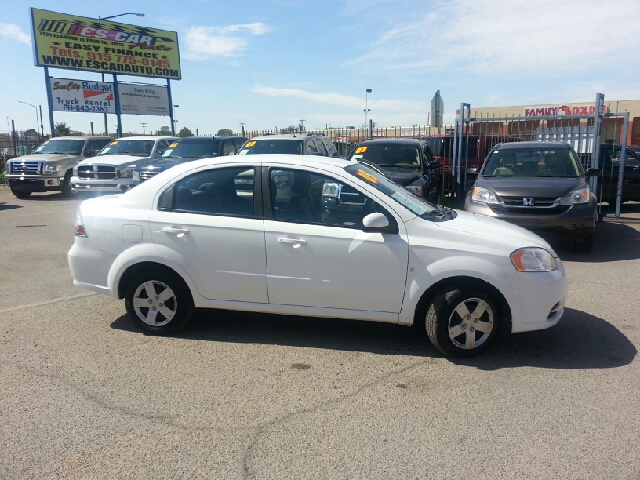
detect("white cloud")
(184, 23), (271, 59)
(0, 23), (31, 45)
(253, 86), (421, 111)
(344, 0), (640, 77)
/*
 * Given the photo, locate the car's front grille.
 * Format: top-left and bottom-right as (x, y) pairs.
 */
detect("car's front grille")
(501, 196), (558, 207)
(77, 164), (117, 180)
(490, 196), (570, 215)
(10, 161), (41, 175)
(139, 171), (158, 182)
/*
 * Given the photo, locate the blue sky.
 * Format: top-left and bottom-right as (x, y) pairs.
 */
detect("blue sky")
(2, 0), (639, 136)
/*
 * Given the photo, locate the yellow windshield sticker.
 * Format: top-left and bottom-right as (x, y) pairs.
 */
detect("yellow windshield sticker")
(109, 141), (118, 145)
(355, 146), (368, 154)
(245, 141), (257, 147)
(169, 143), (179, 148)
(44, 140), (49, 144)
(356, 169), (379, 184)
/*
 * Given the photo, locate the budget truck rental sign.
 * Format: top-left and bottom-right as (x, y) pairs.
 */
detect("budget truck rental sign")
(31, 8), (181, 80)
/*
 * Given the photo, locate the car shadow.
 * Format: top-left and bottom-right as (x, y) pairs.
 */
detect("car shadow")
(0, 201), (22, 211)
(19, 192), (80, 202)
(110, 307), (636, 370)
(549, 218), (640, 262)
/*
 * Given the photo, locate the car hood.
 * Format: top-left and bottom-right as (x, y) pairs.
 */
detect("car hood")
(407, 209), (553, 254)
(9, 153), (80, 163)
(137, 158), (184, 171)
(82, 154), (152, 166)
(476, 176), (586, 198)
(383, 168), (422, 186)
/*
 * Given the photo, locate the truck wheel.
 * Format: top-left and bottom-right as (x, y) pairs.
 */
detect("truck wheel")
(11, 188), (31, 199)
(60, 171), (73, 198)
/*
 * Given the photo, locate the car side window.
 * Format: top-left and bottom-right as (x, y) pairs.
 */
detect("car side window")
(222, 140), (236, 156)
(169, 166), (255, 217)
(84, 140), (107, 157)
(269, 168), (383, 228)
(155, 140), (170, 157)
(313, 138), (328, 156)
(323, 138), (338, 157)
(306, 139), (321, 155)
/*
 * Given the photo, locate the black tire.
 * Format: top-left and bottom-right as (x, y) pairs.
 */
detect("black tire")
(573, 235), (594, 253)
(11, 188), (31, 199)
(60, 170), (73, 198)
(124, 268), (194, 335)
(425, 287), (500, 357)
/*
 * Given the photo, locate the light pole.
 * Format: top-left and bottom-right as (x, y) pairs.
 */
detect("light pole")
(364, 88), (372, 129)
(98, 13), (145, 136)
(173, 105), (179, 135)
(19, 101), (39, 136)
(140, 122), (147, 135)
(240, 122), (246, 137)
(299, 119), (306, 132)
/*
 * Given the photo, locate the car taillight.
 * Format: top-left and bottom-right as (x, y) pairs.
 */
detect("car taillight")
(75, 209), (88, 237)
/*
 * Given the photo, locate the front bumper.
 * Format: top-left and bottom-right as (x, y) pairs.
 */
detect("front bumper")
(465, 197), (597, 241)
(71, 176), (135, 193)
(7, 175), (63, 191)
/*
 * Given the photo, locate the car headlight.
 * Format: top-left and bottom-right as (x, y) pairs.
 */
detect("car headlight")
(558, 187), (590, 205)
(44, 163), (62, 175)
(132, 170), (140, 182)
(511, 247), (557, 272)
(117, 167), (135, 178)
(72, 165), (79, 176)
(472, 187), (500, 205)
(406, 185), (424, 197)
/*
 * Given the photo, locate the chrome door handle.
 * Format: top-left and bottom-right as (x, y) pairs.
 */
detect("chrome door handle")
(278, 237), (307, 245)
(163, 227), (190, 235)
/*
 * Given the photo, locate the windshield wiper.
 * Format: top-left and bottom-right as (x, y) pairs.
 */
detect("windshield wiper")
(421, 204), (456, 221)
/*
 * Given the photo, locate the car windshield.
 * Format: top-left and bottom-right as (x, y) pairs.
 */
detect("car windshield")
(482, 148), (581, 177)
(163, 140), (221, 159)
(238, 139), (303, 155)
(349, 144), (421, 168)
(345, 163), (439, 217)
(32, 139), (85, 155)
(98, 139), (155, 157)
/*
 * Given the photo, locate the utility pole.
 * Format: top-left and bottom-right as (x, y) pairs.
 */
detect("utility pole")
(240, 122), (245, 137)
(299, 119), (306, 132)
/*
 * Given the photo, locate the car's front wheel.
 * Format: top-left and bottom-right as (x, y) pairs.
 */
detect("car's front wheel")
(124, 268), (194, 334)
(425, 287), (500, 357)
(11, 188), (31, 199)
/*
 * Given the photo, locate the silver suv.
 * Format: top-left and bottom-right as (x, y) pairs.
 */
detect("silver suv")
(237, 133), (339, 157)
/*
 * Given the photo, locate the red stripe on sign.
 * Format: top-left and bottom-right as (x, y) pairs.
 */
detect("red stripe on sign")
(105, 93), (114, 100)
(83, 90), (104, 98)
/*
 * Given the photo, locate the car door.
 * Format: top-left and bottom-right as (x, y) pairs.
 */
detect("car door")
(263, 166), (409, 313)
(149, 165), (268, 303)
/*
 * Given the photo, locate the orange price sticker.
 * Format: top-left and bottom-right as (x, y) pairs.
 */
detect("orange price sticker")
(246, 141), (257, 147)
(355, 146), (368, 154)
(169, 143), (179, 148)
(356, 169), (379, 184)
(109, 141), (118, 145)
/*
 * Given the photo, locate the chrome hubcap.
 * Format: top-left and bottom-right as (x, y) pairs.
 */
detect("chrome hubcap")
(448, 297), (494, 350)
(132, 280), (177, 326)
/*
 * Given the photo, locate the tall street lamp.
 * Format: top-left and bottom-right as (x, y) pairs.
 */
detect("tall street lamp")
(364, 88), (372, 129)
(19, 101), (39, 136)
(98, 13), (146, 136)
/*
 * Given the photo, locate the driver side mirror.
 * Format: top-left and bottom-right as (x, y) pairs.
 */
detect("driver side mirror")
(362, 212), (397, 234)
(466, 167), (478, 179)
(585, 168), (600, 177)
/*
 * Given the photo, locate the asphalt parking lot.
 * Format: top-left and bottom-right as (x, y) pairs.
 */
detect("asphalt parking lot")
(1, 187), (639, 479)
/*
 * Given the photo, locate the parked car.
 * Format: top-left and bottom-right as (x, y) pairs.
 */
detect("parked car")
(594, 144), (640, 204)
(238, 133), (339, 157)
(465, 141), (599, 252)
(347, 138), (443, 204)
(133, 135), (248, 184)
(68, 154), (566, 357)
(70, 136), (178, 194)
(5, 136), (112, 198)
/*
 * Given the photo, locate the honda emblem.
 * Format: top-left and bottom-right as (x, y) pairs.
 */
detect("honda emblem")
(523, 198), (535, 206)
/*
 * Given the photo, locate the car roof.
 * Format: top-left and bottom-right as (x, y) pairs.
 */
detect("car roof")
(178, 136), (246, 142)
(248, 133), (324, 141)
(359, 138), (422, 145)
(49, 136), (112, 140)
(113, 136), (179, 141)
(497, 141), (571, 150)
(171, 153), (350, 172)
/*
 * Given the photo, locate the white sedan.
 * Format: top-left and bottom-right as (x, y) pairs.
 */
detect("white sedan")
(68, 155), (566, 357)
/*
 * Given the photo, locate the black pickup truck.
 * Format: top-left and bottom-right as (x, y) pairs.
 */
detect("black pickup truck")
(347, 138), (443, 204)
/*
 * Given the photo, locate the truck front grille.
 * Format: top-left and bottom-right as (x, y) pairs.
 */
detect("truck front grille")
(77, 164), (117, 180)
(10, 161), (41, 175)
(139, 171), (158, 182)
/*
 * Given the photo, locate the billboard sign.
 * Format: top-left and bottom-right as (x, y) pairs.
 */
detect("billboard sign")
(31, 8), (181, 80)
(49, 77), (116, 113)
(118, 83), (169, 116)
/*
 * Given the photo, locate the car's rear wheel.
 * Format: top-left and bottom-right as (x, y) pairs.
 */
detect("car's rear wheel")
(11, 188), (31, 199)
(124, 268), (194, 334)
(425, 287), (500, 357)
